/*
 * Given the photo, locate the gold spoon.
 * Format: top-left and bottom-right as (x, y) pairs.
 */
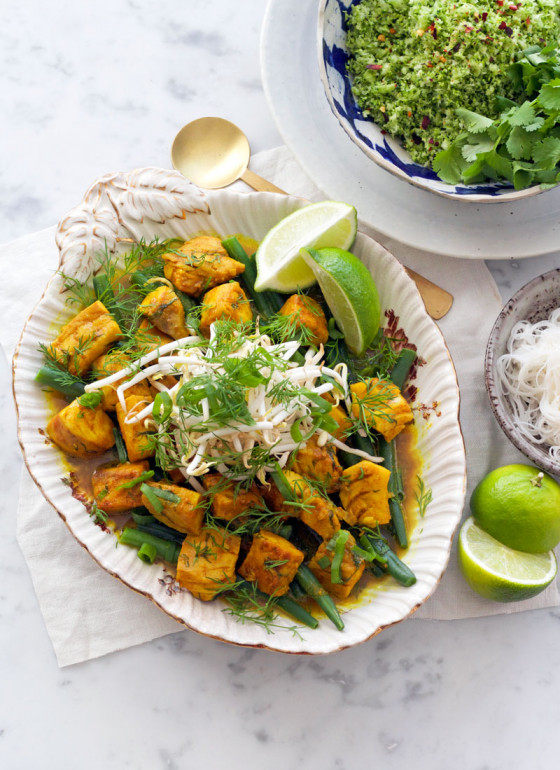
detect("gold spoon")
(171, 117), (453, 320)
(171, 117), (287, 194)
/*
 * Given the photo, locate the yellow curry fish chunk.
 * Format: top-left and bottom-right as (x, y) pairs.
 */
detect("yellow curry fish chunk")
(309, 532), (365, 600)
(282, 470), (341, 541)
(239, 530), (304, 597)
(91, 349), (152, 411)
(277, 294), (329, 347)
(116, 393), (155, 462)
(92, 461), (151, 513)
(48, 300), (122, 376)
(141, 481), (205, 534)
(46, 399), (116, 458)
(199, 281), (252, 338)
(138, 285), (190, 340)
(328, 404), (354, 443)
(163, 236), (245, 297)
(202, 474), (263, 522)
(290, 435), (343, 493)
(350, 377), (413, 442)
(339, 460), (392, 528)
(176, 527), (241, 601)
(135, 318), (174, 351)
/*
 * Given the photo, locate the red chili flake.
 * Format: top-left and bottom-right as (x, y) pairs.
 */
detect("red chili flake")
(465, 25), (473, 32)
(426, 61), (433, 67)
(482, 11), (488, 20)
(526, 17), (531, 24)
(381, 129), (387, 134)
(367, 64), (382, 70)
(428, 137), (435, 144)
(499, 20), (507, 28)
(421, 115), (431, 129)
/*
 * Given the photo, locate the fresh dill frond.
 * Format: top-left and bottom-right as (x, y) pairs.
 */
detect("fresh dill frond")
(415, 475), (432, 518)
(219, 580), (303, 638)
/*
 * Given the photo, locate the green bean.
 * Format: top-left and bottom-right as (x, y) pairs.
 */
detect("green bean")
(295, 565), (344, 631)
(222, 236), (284, 317)
(275, 594), (319, 629)
(119, 526), (181, 563)
(113, 428), (128, 464)
(130, 270), (152, 288)
(93, 274), (112, 302)
(175, 287), (197, 315)
(364, 535), (416, 587)
(135, 520), (186, 545)
(389, 348), (417, 390)
(379, 439), (408, 548)
(289, 578), (307, 601)
(35, 365), (86, 399)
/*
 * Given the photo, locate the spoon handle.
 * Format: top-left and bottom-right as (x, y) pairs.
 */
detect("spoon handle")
(404, 267), (453, 320)
(241, 168), (288, 195)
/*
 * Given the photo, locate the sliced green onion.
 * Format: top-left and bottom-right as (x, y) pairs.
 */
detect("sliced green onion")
(137, 542), (158, 564)
(78, 391), (103, 409)
(317, 555), (331, 569)
(150, 486), (181, 504)
(152, 391), (173, 424)
(328, 530), (349, 584)
(116, 470), (154, 490)
(140, 483), (164, 514)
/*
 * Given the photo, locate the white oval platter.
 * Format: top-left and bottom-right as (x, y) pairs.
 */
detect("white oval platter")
(13, 167), (466, 654)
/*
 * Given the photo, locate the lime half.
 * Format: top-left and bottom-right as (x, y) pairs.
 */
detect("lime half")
(300, 246), (380, 355)
(254, 201), (357, 292)
(458, 516), (557, 603)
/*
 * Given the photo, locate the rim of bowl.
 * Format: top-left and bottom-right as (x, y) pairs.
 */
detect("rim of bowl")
(485, 268), (560, 476)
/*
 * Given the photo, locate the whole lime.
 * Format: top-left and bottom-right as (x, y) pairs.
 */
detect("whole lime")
(470, 464), (560, 553)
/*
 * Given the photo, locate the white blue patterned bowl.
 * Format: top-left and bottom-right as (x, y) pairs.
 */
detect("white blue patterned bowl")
(318, 0), (545, 202)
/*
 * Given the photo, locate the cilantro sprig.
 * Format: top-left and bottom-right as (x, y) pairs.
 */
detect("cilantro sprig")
(433, 46), (560, 191)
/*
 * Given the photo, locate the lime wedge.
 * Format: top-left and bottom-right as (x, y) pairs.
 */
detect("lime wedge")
(458, 516), (557, 603)
(300, 246), (380, 355)
(254, 201), (357, 292)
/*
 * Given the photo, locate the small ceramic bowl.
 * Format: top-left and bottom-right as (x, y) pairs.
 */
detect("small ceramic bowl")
(318, 0), (545, 203)
(485, 269), (560, 476)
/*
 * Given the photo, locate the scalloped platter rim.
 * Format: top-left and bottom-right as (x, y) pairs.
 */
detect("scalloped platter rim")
(12, 167), (466, 654)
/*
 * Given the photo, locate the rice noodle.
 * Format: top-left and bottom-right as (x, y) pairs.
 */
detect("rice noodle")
(495, 308), (560, 457)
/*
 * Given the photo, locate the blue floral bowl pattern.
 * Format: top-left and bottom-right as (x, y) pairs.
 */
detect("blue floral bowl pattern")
(318, 0), (545, 202)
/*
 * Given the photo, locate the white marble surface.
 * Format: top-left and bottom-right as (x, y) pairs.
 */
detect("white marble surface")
(2, 2), (560, 769)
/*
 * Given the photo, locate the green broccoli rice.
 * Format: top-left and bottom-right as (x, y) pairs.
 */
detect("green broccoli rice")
(346, 0), (560, 164)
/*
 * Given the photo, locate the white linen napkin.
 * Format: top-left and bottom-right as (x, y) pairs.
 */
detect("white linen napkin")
(6, 146), (559, 667)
